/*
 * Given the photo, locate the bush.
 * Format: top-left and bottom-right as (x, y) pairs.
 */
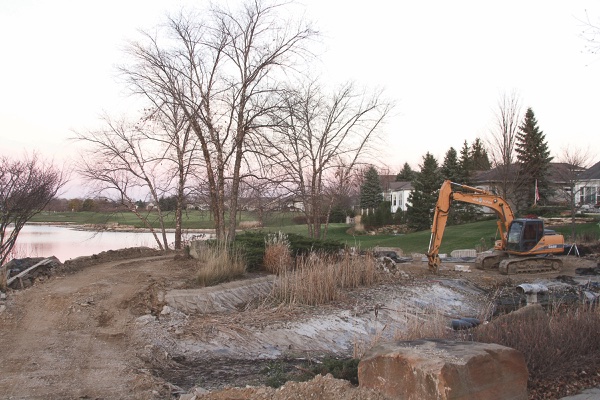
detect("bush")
(234, 231), (346, 272)
(520, 205), (568, 218)
(362, 201), (393, 228)
(328, 207), (354, 223)
(309, 357), (359, 385)
(384, 298), (600, 391)
(233, 231), (268, 271)
(472, 302), (600, 383)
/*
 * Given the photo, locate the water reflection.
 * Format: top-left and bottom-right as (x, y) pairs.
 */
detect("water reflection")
(13, 224), (176, 263)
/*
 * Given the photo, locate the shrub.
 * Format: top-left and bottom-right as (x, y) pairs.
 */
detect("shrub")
(384, 299), (600, 390)
(309, 357), (360, 385)
(233, 231), (268, 271)
(362, 201), (393, 228)
(328, 207), (354, 223)
(234, 231), (345, 272)
(472, 302), (600, 382)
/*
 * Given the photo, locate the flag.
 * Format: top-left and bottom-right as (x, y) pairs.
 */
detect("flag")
(534, 179), (540, 205)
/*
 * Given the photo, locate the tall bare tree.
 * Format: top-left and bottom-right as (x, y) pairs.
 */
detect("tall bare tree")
(263, 81), (393, 239)
(487, 91), (523, 201)
(121, 0), (317, 240)
(144, 103), (199, 250)
(555, 146), (595, 240)
(75, 115), (173, 251)
(1, 154), (67, 289)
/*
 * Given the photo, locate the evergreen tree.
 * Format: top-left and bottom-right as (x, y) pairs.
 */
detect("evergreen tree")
(396, 162), (416, 181)
(441, 147), (460, 181)
(470, 138), (491, 170)
(451, 141), (480, 224)
(515, 108), (553, 206)
(407, 152), (442, 231)
(458, 140), (473, 184)
(360, 166), (383, 211)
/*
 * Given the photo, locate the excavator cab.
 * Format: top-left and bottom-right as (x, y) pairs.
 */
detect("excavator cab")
(505, 219), (546, 253)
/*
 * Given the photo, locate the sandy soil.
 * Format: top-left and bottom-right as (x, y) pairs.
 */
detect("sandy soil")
(0, 248), (599, 399)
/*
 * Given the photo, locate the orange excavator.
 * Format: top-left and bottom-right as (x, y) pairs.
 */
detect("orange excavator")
(427, 180), (565, 274)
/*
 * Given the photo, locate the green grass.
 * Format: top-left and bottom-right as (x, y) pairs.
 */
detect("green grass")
(261, 220), (503, 254)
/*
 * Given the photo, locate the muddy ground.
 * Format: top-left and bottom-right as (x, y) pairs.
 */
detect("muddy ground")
(1, 246), (600, 399)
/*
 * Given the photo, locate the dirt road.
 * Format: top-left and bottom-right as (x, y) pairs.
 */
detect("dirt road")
(0, 254), (185, 399)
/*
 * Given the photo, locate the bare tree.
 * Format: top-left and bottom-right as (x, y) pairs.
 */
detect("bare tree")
(321, 160), (360, 238)
(263, 81), (393, 239)
(555, 146), (595, 240)
(1, 154), (67, 289)
(579, 10), (600, 55)
(75, 115), (173, 251)
(487, 91), (523, 201)
(144, 103), (200, 250)
(121, 0), (317, 241)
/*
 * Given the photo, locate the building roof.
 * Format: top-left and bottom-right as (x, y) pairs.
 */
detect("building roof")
(579, 160), (600, 180)
(473, 162), (583, 185)
(385, 181), (413, 191)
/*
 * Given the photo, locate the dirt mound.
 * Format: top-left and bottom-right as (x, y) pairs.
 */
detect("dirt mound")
(60, 246), (164, 273)
(191, 374), (392, 400)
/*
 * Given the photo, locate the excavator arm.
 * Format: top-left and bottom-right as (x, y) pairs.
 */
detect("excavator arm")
(427, 180), (515, 272)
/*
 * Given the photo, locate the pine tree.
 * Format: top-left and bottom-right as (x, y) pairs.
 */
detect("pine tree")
(451, 141), (479, 224)
(470, 138), (491, 170)
(360, 166), (383, 211)
(515, 108), (553, 206)
(441, 147), (460, 181)
(407, 152), (442, 231)
(396, 162), (416, 182)
(458, 140), (473, 184)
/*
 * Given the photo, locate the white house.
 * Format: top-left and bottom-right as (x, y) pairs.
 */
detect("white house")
(574, 160), (600, 207)
(383, 181), (413, 213)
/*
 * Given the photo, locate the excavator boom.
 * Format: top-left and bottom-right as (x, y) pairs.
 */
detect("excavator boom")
(427, 181), (514, 272)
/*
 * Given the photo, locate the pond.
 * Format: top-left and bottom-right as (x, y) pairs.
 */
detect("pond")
(12, 224), (178, 263)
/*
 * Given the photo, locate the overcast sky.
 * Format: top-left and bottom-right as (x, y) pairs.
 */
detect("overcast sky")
(1, 0), (599, 196)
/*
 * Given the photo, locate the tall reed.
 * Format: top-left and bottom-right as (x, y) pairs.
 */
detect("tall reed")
(195, 240), (246, 286)
(272, 251), (378, 306)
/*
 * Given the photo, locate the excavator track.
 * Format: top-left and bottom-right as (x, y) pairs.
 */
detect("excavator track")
(475, 251), (509, 270)
(498, 256), (562, 275)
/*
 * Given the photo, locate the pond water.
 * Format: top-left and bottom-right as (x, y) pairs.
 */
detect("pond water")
(12, 224), (177, 263)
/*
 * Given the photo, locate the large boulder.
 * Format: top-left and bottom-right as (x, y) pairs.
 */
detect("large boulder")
(359, 339), (528, 400)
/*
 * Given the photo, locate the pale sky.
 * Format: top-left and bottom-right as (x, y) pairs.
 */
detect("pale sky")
(1, 0), (600, 197)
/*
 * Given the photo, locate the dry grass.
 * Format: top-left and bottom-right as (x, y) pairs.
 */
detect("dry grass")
(263, 232), (292, 275)
(473, 301), (600, 381)
(238, 220), (262, 229)
(395, 306), (453, 341)
(194, 241), (246, 286)
(379, 297), (600, 385)
(272, 251), (378, 306)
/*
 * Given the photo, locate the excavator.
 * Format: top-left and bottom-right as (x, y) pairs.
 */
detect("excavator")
(427, 180), (565, 275)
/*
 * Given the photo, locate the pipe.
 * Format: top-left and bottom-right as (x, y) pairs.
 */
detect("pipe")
(516, 283), (548, 305)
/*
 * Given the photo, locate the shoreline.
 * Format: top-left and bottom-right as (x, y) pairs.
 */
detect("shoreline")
(27, 222), (217, 235)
